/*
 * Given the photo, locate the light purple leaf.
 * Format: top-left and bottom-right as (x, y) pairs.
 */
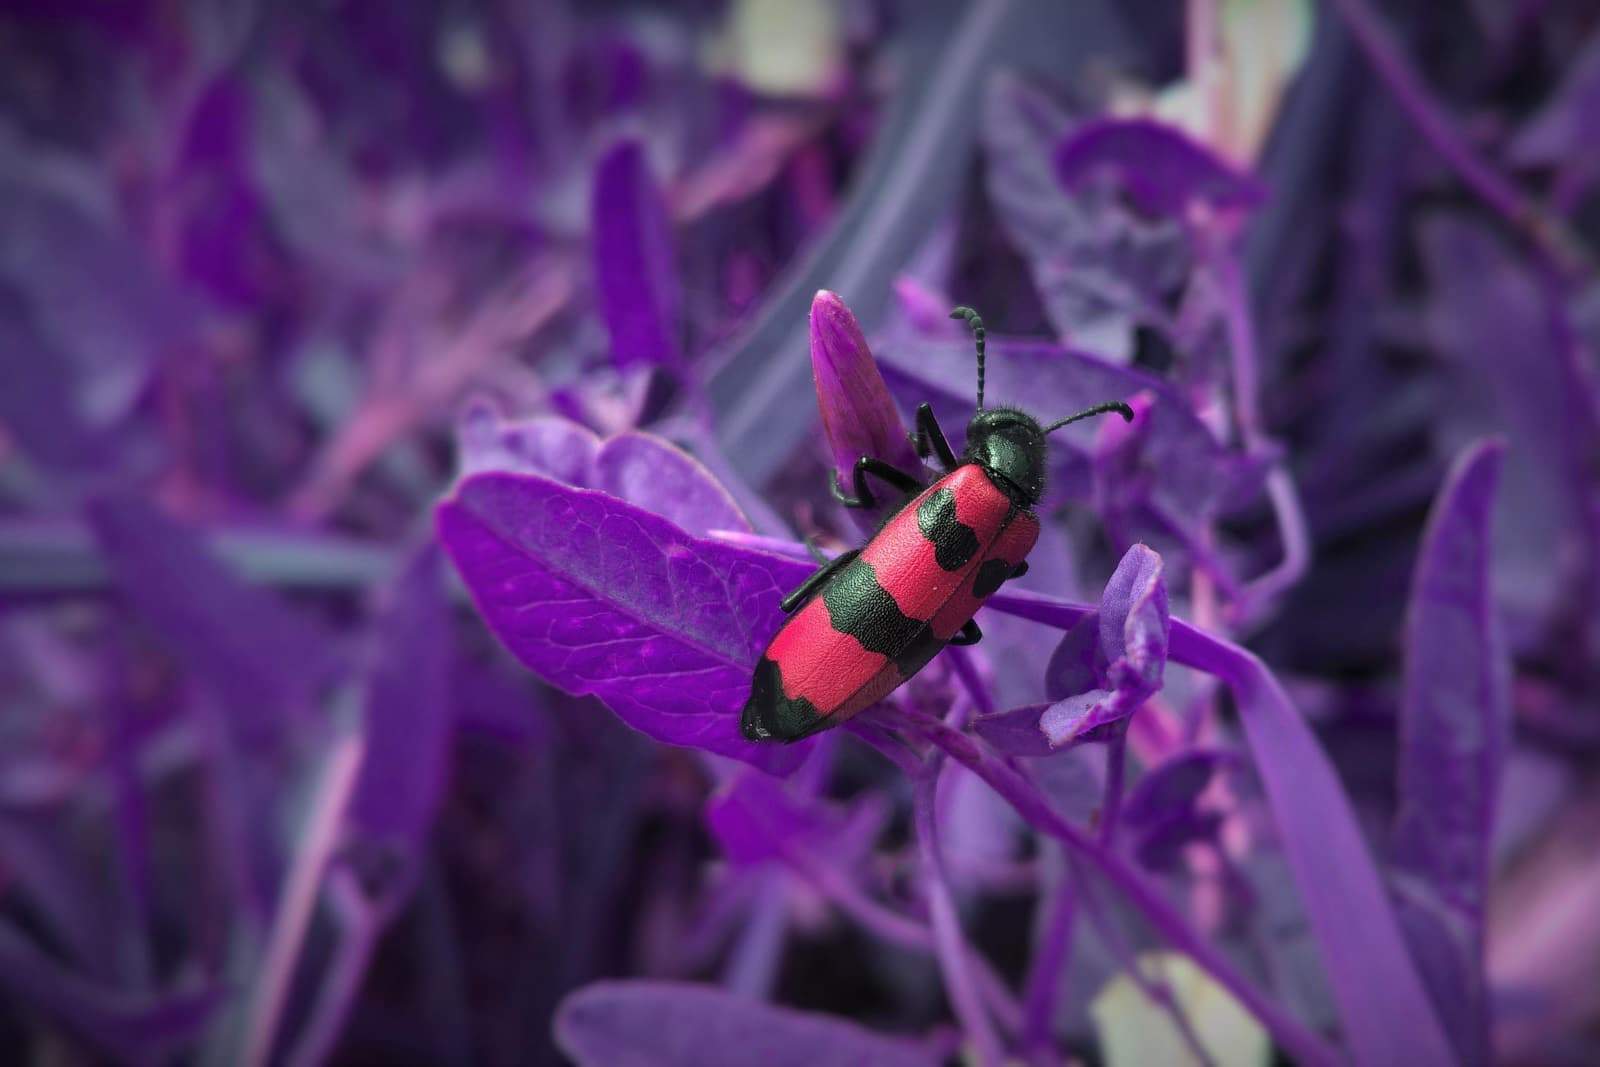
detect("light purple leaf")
(982, 76), (1190, 359)
(594, 432), (751, 536)
(85, 496), (336, 734)
(459, 406), (749, 537)
(436, 472), (809, 774)
(555, 980), (939, 1067)
(1040, 546), (1169, 748)
(1053, 117), (1268, 218)
(1391, 440), (1509, 1066)
(987, 589), (1456, 1064)
(592, 139), (682, 370)
(808, 290), (921, 479)
(345, 547), (453, 860)
(458, 404), (603, 484)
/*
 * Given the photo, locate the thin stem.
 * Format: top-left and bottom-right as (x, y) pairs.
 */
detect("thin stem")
(1019, 858), (1076, 1057)
(900, 708), (1339, 1067)
(285, 872), (381, 1067)
(1099, 727), (1130, 848)
(239, 729), (366, 1067)
(915, 764), (1004, 1067)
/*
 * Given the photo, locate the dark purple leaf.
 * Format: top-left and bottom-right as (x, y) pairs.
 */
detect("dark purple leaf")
(1122, 750), (1232, 828)
(85, 496), (336, 735)
(436, 472), (809, 774)
(0, 921), (219, 1058)
(592, 139), (682, 370)
(971, 702), (1056, 757)
(555, 980), (939, 1067)
(1391, 439), (1509, 1065)
(808, 290), (921, 479)
(345, 546), (453, 861)
(1421, 217), (1599, 635)
(1053, 117), (1268, 218)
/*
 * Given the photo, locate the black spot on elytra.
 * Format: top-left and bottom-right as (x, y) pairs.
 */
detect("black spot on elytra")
(741, 657), (824, 742)
(822, 559), (925, 656)
(972, 558), (1013, 599)
(917, 488), (981, 571)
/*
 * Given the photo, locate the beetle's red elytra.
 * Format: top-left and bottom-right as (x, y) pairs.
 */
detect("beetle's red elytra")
(740, 306), (1133, 743)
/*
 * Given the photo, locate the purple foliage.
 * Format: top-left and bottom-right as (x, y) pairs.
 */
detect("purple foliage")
(1, 3), (1598, 1065)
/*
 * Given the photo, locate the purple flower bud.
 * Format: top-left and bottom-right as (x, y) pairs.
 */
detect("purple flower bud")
(808, 290), (921, 480)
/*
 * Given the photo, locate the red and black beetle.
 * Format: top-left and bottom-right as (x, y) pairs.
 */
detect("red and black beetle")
(741, 306), (1133, 743)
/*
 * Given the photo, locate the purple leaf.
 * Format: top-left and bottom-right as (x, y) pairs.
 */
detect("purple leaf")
(0, 284), (102, 471)
(1040, 546), (1169, 748)
(459, 406), (749, 537)
(1391, 439), (1509, 1065)
(1421, 217), (1599, 634)
(986, 589), (1456, 1063)
(592, 139), (682, 370)
(436, 472), (809, 774)
(345, 546), (454, 863)
(875, 335), (1245, 525)
(1509, 29), (1600, 168)
(594, 432), (751, 536)
(982, 76), (1190, 359)
(971, 702), (1057, 757)
(85, 496), (335, 735)
(458, 404), (603, 484)
(808, 290), (921, 480)
(554, 980), (939, 1067)
(1053, 118), (1268, 218)
(1122, 750), (1231, 828)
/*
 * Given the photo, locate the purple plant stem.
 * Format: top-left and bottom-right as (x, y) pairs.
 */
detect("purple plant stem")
(900, 707), (1338, 1066)
(1099, 728), (1130, 849)
(285, 871), (381, 1067)
(1328, 0), (1587, 276)
(772, 825), (1022, 1034)
(1211, 241), (1310, 611)
(238, 729), (365, 1067)
(915, 764), (1004, 1067)
(721, 870), (790, 999)
(1019, 862), (1077, 1059)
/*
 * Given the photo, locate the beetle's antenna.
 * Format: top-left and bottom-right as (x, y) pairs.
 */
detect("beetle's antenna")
(1043, 401), (1134, 434)
(949, 305), (986, 410)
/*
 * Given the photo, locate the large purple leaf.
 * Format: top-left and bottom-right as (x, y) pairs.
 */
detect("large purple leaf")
(85, 496), (336, 734)
(986, 589), (1456, 1064)
(1391, 440), (1509, 1066)
(555, 981), (939, 1067)
(1053, 117), (1268, 218)
(345, 547), (453, 861)
(592, 139), (682, 370)
(436, 472), (807, 774)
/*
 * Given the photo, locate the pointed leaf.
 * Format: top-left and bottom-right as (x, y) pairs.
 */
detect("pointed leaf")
(592, 140), (682, 370)
(808, 290), (920, 479)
